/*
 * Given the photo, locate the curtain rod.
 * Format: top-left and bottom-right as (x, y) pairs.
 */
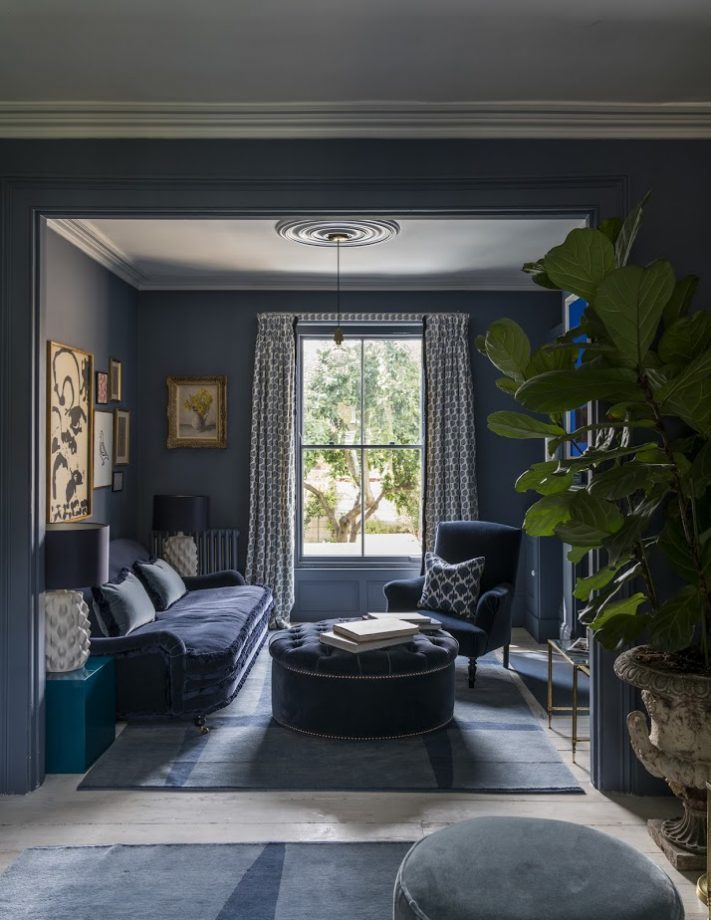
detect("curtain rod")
(296, 312), (424, 324)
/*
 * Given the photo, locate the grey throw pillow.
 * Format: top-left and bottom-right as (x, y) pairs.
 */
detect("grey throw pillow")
(134, 558), (187, 611)
(92, 570), (156, 637)
(419, 552), (485, 621)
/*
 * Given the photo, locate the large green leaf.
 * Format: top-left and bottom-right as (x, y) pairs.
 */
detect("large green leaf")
(614, 191), (650, 267)
(515, 367), (641, 413)
(589, 462), (652, 500)
(659, 517), (698, 582)
(483, 319), (531, 381)
(495, 377), (519, 397)
(523, 493), (574, 537)
(663, 274), (699, 328)
(515, 461), (575, 495)
(525, 344), (575, 378)
(690, 441), (711, 499)
(649, 586), (703, 652)
(554, 491), (624, 546)
(657, 347), (711, 436)
(593, 261), (675, 365)
(521, 259), (559, 291)
(598, 217), (622, 246)
(573, 564), (621, 601)
(658, 311), (711, 366)
(487, 411), (565, 440)
(543, 228), (616, 303)
(589, 593), (648, 649)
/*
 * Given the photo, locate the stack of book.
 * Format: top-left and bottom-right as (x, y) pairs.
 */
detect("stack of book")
(320, 614), (436, 653)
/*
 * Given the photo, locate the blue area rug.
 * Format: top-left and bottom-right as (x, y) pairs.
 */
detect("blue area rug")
(0, 842), (411, 920)
(510, 650), (590, 712)
(79, 647), (583, 793)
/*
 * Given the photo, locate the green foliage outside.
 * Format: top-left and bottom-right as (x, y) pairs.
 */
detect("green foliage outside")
(303, 339), (422, 544)
(477, 194), (711, 664)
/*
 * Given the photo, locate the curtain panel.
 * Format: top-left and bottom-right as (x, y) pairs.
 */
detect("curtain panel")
(246, 313), (296, 627)
(423, 312), (479, 551)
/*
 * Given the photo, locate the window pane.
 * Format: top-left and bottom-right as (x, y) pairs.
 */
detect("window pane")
(364, 339), (421, 445)
(302, 448), (362, 556)
(363, 449), (422, 557)
(302, 339), (361, 445)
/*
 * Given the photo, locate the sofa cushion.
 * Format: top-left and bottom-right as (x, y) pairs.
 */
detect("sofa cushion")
(92, 570), (156, 638)
(134, 557), (187, 611)
(419, 552), (485, 620)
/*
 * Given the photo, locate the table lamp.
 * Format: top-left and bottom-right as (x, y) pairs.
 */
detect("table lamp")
(153, 494), (209, 576)
(44, 522), (109, 672)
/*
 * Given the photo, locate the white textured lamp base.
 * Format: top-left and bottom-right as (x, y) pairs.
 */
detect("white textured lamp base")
(163, 533), (198, 577)
(44, 589), (91, 673)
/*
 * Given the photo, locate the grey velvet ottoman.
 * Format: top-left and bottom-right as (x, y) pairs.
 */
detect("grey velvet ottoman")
(393, 817), (683, 920)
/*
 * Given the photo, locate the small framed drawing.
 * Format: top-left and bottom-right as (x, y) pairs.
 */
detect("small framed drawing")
(112, 470), (124, 492)
(93, 410), (113, 488)
(167, 375), (227, 449)
(95, 370), (109, 405)
(109, 358), (122, 401)
(114, 408), (131, 464)
(47, 340), (93, 523)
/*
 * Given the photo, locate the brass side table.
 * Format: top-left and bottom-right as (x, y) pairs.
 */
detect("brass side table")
(547, 639), (590, 762)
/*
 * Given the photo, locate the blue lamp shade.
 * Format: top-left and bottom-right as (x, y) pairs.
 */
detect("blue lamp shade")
(45, 523), (110, 590)
(153, 494), (210, 533)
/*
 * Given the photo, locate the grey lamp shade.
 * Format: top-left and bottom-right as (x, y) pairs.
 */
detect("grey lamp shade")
(153, 494), (210, 533)
(45, 523), (110, 590)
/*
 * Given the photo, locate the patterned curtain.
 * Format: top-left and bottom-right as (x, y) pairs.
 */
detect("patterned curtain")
(246, 314), (296, 628)
(423, 312), (479, 551)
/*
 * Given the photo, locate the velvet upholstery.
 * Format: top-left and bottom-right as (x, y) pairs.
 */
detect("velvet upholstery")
(133, 557), (187, 610)
(89, 540), (272, 721)
(384, 521), (521, 664)
(270, 621), (458, 739)
(393, 816), (683, 920)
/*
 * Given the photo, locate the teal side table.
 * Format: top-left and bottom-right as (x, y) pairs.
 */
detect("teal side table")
(45, 656), (116, 773)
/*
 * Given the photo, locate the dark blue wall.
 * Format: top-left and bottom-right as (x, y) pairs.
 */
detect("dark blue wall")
(42, 228), (139, 538)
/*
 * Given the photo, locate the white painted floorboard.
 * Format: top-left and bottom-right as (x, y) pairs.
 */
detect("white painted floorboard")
(0, 629), (706, 917)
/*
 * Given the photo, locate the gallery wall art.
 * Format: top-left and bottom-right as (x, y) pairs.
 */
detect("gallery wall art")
(114, 408), (131, 465)
(167, 375), (227, 448)
(93, 409), (113, 488)
(47, 340), (93, 523)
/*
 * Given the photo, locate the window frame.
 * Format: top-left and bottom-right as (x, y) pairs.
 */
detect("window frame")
(296, 326), (424, 567)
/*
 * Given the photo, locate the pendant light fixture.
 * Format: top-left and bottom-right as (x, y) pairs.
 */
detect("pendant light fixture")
(327, 231), (350, 347)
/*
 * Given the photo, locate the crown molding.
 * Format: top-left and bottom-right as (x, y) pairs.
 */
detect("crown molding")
(5, 100), (711, 139)
(46, 217), (542, 292)
(46, 218), (147, 288)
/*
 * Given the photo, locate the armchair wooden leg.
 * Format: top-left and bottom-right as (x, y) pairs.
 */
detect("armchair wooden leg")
(503, 644), (510, 669)
(468, 658), (477, 688)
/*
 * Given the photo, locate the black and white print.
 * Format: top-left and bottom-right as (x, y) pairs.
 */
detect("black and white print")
(93, 410), (114, 488)
(419, 551), (485, 620)
(47, 340), (93, 523)
(423, 313), (478, 550)
(245, 314), (296, 628)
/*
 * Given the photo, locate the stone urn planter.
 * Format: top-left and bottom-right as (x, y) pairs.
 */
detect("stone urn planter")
(614, 646), (711, 871)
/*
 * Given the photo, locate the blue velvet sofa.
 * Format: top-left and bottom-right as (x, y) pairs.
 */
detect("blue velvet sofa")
(88, 539), (272, 726)
(384, 521), (522, 688)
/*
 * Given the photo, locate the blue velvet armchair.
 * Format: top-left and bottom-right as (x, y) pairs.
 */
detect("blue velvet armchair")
(384, 521), (522, 687)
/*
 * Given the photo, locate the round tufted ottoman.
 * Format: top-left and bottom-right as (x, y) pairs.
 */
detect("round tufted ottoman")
(393, 816), (683, 920)
(269, 620), (458, 739)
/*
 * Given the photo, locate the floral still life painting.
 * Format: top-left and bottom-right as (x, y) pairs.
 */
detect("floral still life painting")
(47, 340), (93, 522)
(167, 376), (227, 448)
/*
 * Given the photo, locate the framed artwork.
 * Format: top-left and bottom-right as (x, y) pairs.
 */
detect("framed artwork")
(112, 470), (124, 492)
(93, 410), (114, 488)
(109, 358), (122, 401)
(167, 375), (227, 449)
(114, 408), (131, 465)
(47, 340), (93, 523)
(95, 371), (109, 405)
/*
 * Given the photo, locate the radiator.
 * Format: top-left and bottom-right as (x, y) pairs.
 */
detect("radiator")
(151, 528), (240, 575)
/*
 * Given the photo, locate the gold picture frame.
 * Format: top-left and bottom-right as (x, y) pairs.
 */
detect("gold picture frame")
(109, 357), (122, 401)
(114, 408), (131, 465)
(167, 375), (227, 449)
(47, 340), (94, 523)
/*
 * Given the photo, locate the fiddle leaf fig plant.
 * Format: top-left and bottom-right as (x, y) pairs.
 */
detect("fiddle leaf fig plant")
(477, 194), (711, 665)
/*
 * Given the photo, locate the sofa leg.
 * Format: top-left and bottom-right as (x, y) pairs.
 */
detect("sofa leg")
(468, 658), (477, 688)
(503, 644), (510, 669)
(194, 714), (209, 735)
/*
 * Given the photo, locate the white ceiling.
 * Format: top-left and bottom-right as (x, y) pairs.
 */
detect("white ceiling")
(48, 216), (585, 290)
(2, 0), (711, 136)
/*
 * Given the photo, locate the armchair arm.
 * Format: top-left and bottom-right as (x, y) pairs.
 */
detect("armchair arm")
(90, 630), (186, 658)
(183, 569), (246, 591)
(384, 575), (425, 612)
(474, 583), (514, 651)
